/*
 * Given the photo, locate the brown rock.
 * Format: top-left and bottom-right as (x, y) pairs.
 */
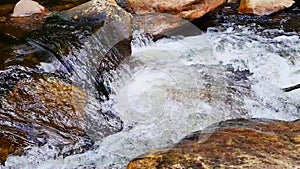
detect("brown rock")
(132, 13), (188, 37)
(238, 0), (295, 16)
(0, 0), (90, 35)
(0, 135), (18, 166)
(0, 13), (47, 39)
(127, 119), (300, 169)
(119, 0), (227, 20)
(0, 76), (89, 164)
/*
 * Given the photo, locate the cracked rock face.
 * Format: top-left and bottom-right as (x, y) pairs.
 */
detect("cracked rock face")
(127, 119), (300, 169)
(238, 0), (295, 16)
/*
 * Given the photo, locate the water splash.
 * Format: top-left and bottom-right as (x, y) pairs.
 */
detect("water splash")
(3, 24), (300, 169)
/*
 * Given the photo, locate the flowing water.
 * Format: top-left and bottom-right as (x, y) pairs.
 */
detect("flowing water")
(1, 16), (300, 169)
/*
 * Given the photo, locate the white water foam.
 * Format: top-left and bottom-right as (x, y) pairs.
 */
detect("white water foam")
(3, 26), (300, 169)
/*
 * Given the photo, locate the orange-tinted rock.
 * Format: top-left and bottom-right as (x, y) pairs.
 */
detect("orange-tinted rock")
(132, 13), (189, 37)
(127, 119), (300, 169)
(119, 0), (227, 20)
(0, 135), (19, 166)
(0, 76), (89, 164)
(238, 0), (295, 16)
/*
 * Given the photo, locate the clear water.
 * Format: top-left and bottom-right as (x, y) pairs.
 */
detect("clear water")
(2, 23), (300, 169)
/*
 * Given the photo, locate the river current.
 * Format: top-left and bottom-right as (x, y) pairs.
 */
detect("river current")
(2, 21), (300, 168)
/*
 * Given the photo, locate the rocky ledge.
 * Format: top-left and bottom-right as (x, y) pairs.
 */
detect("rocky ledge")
(127, 118), (300, 168)
(117, 0), (227, 20)
(0, 76), (91, 164)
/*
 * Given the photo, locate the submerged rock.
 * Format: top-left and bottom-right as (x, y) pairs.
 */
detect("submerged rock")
(0, 76), (91, 164)
(127, 119), (300, 169)
(117, 0), (227, 20)
(238, 0), (295, 16)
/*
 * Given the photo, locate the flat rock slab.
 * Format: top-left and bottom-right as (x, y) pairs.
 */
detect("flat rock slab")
(127, 118), (300, 169)
(119, 0), (227, 20)
(238, 0), (295, 15)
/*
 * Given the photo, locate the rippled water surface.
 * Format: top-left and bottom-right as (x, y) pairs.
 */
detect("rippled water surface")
(2, 22), (300, 168)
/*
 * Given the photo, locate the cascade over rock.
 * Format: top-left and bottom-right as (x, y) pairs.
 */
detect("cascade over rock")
(127, 119), (300, 169)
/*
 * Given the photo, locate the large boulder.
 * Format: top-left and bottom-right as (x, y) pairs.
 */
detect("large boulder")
(0, 0), (132, 163)
(0, 76), (91, 164)
(117, 0), (227, 20)
(238, 0), (295, 16)
(127, 119), (300, 168)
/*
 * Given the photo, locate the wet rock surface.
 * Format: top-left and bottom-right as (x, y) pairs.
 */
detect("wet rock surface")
(193, 0), (300, 34)
(0, 76), (91, 164)
(238, 0), (295, 16)
(117, 0), (227, 20)
(131, 13), (205, 39)
(0, 0), (132, 164)
(0, 0), (299, 167)
(0, 0), (90, 39)
(127, 118), (300, 169)
(132, 13), (189, 37)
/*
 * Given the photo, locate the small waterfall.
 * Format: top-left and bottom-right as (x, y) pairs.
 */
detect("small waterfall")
(3, 21), (299, 168)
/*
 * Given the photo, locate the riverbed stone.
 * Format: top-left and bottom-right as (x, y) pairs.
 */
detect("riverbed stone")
(117, 0), (227, 20)
(238, 0), (295, 16)
(127, 119), (300, 169)
(12, 0), (49, 17)
(0, 76), (90, 164)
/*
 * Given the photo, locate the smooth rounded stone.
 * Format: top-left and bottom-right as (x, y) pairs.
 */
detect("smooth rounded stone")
(116, 0), (227, 20)
(127, 119), (300, 169)
(0, 76), (91, 164)
(12, 0), (48, 17)
(238, 0), (295, 16)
